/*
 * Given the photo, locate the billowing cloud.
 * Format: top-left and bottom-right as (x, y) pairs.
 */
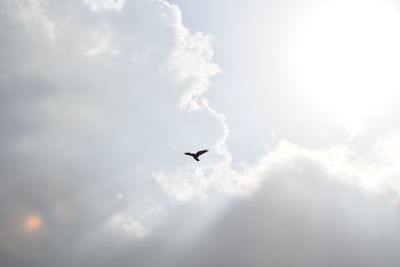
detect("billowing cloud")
(0, 0), (221, 264)
(102, 139), (400, 267)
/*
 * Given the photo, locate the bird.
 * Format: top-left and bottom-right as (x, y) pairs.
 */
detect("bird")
(184, 149), (208, 161)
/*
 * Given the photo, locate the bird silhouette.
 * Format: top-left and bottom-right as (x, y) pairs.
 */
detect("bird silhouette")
(185, 149), (208, 161)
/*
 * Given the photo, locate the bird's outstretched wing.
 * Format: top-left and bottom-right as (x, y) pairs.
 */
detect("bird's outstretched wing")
(184, 152), (194, 156)
(195, 149), (208, 157)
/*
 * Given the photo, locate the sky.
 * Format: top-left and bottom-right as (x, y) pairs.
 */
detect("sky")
(1, 0), (400, 266)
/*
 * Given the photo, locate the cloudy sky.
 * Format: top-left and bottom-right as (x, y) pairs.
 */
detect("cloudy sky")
(1, 0), (400, 266)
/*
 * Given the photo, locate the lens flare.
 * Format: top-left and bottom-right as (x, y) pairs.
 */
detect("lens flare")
(24, 215), (43, 231)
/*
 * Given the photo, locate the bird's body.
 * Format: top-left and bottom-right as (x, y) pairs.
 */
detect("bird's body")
(185, 149), (208, 161)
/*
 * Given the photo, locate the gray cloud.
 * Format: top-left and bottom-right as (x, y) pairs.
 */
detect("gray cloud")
(0, 0), (221, 265)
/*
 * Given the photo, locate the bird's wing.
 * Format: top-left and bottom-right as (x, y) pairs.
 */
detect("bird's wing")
(184, 152), (193, 156)
(195, 149), (208, 156)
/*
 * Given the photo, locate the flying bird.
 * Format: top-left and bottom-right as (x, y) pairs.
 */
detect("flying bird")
(185, 149), (208, 161)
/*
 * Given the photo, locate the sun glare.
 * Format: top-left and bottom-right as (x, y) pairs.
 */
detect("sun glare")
(293, 0), (400, 135)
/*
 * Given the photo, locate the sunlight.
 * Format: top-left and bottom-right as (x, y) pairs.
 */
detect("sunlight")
(292, 0), (400, 135)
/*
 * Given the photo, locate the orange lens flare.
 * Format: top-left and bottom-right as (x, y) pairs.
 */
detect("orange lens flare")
(25, 215), (43, 231)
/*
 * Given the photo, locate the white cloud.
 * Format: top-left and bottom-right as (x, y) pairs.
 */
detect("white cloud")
(374, 131), (400, 164)
(86, 31), (111, 56)
(156, 134), (400, 203)
(109, 213), (148, 238)
(10, 0), (57, 43)
(160, 1), (221, 110)
(83, 0), (125, 12)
